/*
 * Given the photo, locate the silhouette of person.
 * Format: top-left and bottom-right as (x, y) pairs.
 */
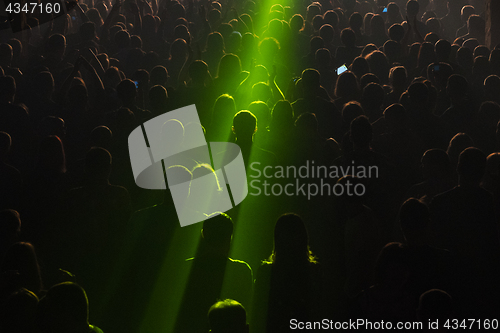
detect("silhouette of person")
(405, 149), (455, 204)
(232, 110), (275, 168)
(252, 213), (321, 333)
(174, 213), (253, 333)
(0, 132), (22, 210)
(0, 287), (38, 333)
(37, 282), (103, 333)
(430, 147), (500, 317)
(399, 198), (454, 301)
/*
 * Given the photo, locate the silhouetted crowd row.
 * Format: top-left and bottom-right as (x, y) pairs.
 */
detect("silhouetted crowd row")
(1, 0), (500, 332)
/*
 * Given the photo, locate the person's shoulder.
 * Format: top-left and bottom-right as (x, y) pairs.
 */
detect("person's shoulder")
(0, 162), (21, 176)
(431, 186), (458, 203)
(108, 183), (130, 194)
(228, 257), (253, 271)
(89, 325), (104, 333)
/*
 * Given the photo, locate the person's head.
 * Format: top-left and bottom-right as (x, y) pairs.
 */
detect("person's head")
(484, 75), (500, 100)
(0, 209), (21, 246)
(0, 43), (13, 68)
(362, 43), (378, 57)
(461, 5), (475, 24)
(370, 14), (386, 36)
(217, 54), (241, 80)
(295, 112), (319, 136)
(383, 40), (401, 63)
(342, 101), (364, 127)
(271, 213), (315, 264)
(85, 147), (112, 180)
(362, 82), (385, 112)
(169, 38), (188, 61)
(1, 242), (42, 294)
(473, 55), (490, 79)
(79, 22), (96, 42)
(38, 282), (90, 332)
(446, 74), (468, 102)
(417, 289), (453, 322)
(202, 213), (233, 252)
(0, 75), (15, 103)
(359, 73), (379, 89)
(46, 34), (66, 59)
(374, 242), (409, 287)
(485, 152), (500, 179)
(301, 68), (321, 96)
(319, 24), (334, 44)
(418, 42), (436, 69)
(208, 299), (249, 333)
(259, 37), (280, 61)
(365, 50), (390, 83)
(467, 14), (485, 35)
(350, 56), (370, 79)
(350, 115), (372, 149)
(435, 39), (451, 62)
(248, 101), (270, 129)
(37, 136), (66, 174)
(389, 66), (407, 88)
(149, 85), (168, 114)
(87, 8), (103, 29)
(383, 103), (407, 132)
(206, 31), (225, 53)
(89, 126), (112, 151)
(474, 45), (490, 59)
(363, 13), (374, 35)
(387, 2), (402, 22)
(290, 14), (304, 32)
(114, 29), (130, 49)
(446, 132), (474, 166)
(33, 71), (54, 99)
(251, 82), (272, 103)
(233, 111), (257, 139)
(0, 131), (11, 163)
(399, 198), (430, 244)
(335, 70), (359, 99)
(406, 0), (420, 18)
(421, 148), (451, 179)
(341, 28), (356, 47)
(360, 73), (380, 88)
(312, 14), (324, 31)
(349, 12), (363, 31)
(457, 147), (486, 185)
(308, 36), (324, 54)
(389, 23), (405, 42)
(425, 17), (441, 35)
(324, 10), (339, 28)
(174, 24), (191, 44)
(150, 65), (168, 86)
(212, 94), (236, 127)
(315, 48), (331, 67)
(116, 79), (137, 105)
(306, 2), (322, 21)
(270, 100), (294, 131)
